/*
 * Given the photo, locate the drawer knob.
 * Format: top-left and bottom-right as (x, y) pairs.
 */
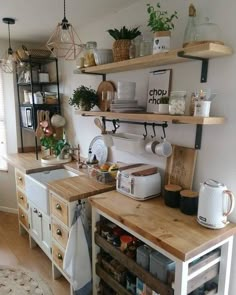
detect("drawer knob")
(38, 213), (42, 218)
(19, 195), (24, 200)
(57, 253), (63, 260)
(18, 176), (22, 181)
(20, 214), (24, 218)
(56, 229), (62, 236)
(33, 208), (38, 213)
(56, 204), (62, 210)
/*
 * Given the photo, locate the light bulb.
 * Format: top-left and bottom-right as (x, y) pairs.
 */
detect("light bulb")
(60, 29), (70, 43)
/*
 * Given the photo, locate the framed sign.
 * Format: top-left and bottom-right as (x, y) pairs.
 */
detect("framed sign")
(146, 69), (172, 113)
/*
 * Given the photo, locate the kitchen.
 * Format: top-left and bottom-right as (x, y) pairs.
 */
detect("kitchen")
(0, 0), (236, 294)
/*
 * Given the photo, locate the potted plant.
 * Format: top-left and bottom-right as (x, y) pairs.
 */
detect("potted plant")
(69, 85), (99, 111)
(40, 136), (70, 157)
(159, 96), (169, 114)
(107, 26), (141, 62)
(147, 2), (178, 54)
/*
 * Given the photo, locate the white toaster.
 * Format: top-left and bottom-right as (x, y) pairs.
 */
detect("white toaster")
(116, 164), (161, 200)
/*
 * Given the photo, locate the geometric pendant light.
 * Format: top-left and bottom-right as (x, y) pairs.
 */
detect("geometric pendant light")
(46, 0), (83, 60)
(0, 18), (15, 73)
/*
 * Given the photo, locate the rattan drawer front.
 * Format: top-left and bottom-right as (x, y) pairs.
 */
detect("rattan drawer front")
(52, 220), (69, 249)
(18, 207), (29, 229)
(52, 242), (64, 270)
(15, 170), (25, 190)
(17, 190), (28, 210)
(50, 193), (68, 226)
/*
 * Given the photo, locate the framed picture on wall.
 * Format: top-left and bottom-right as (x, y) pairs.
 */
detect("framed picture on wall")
(146, 69), (172, 113)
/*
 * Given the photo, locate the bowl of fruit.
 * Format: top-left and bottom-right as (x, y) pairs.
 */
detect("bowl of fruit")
(88, 163), (119, 184)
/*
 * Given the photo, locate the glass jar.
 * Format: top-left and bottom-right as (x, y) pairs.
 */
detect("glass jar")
(76, 44), (86, 69)
(169, 91), (187, 115)
(84, 41), (97, 67)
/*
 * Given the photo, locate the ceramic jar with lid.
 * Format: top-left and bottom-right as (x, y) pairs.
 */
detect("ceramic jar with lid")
(84, 41), (97, 67)
(169, 91), (187, 115)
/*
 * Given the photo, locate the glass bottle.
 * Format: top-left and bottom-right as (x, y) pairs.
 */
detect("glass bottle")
(183, 4), (197, 47)
(84, 41), (97, 67)
(76, 44), (86, 69)
(129, 40), (136, 59)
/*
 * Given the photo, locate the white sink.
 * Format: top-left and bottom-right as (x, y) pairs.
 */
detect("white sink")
(25, 169), (78, 214)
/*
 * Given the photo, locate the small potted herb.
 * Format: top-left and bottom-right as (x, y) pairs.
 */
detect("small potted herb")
(147, 2), (178, 53)
(107, 26), (141, 62)
(69, 85), (99, 111)
(40, 136), (70, 157)
(159, 96), (169, 114)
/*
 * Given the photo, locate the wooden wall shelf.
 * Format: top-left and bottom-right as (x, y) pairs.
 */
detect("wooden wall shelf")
(74, 43), (232, 75)
(78, 111), (224, 125)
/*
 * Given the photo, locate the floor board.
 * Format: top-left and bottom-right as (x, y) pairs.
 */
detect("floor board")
(0, 211), (70, 295)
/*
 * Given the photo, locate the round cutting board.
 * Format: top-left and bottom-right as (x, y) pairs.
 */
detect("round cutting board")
(97, 81), (116, 111)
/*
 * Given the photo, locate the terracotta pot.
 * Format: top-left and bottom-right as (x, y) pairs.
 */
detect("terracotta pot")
(153, 31), (171, 54)
(112, 39), (131, 62)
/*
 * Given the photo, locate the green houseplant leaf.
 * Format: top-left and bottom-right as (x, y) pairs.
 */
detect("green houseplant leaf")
(107, 26), (141, 40)
(69, 85), (99, 111)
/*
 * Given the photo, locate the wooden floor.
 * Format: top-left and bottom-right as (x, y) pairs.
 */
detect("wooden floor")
(0, 211), (70, 295)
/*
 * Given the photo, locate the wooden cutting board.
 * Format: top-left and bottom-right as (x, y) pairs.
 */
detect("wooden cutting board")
(164, 145), (197, 190)
(97, 81), (116, 111)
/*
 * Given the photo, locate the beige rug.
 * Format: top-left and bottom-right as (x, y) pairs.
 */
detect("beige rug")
(0, 265), (53, 295)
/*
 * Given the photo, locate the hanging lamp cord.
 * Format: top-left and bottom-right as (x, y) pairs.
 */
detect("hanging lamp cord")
(7, 21), (13, 55)
(64, 0), (66, 19)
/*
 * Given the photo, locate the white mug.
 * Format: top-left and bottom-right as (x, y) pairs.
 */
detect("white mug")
(145, 140), (159, 154)
(154, 139), (172, 157)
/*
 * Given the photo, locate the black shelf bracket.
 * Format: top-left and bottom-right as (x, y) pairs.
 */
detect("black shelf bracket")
(177, 50), (209, 83)
(80, 71), (106, 81)
(195, 124), (203, 149)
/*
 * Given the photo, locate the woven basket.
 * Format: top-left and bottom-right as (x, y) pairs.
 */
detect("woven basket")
(112, 40), (131, 62)
(17, 46), (51, 60)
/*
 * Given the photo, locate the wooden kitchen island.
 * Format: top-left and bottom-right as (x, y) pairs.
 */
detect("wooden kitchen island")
(89, 191), (236, 295)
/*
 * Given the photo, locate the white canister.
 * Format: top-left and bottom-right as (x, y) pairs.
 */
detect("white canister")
(153, 31), (171, 54)
(194, 101), (211, 117)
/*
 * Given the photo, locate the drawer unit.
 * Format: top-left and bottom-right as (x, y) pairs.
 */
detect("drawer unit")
(50, 193), (68, 226)
(15, 169), (25, 190)
(52, 242), (65, 270)
(18, 207), (29, 229)
(16, 189), (28, 210)
(52, 219), (69, 249)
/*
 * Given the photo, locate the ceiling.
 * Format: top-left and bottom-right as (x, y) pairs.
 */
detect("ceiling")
(0, 0), (138, 43)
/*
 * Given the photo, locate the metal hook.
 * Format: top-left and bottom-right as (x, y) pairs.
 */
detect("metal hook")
(143, 122), (148, 139)
(112, 119), (120, 133)
(101, 116), (106, 133)
(161, 123), (167, 140)
(151, 123), (156, 139)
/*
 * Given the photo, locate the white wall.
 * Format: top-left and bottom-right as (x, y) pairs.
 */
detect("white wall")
(59, 0), (236, 293)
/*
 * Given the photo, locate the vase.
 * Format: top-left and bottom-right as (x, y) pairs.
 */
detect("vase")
(153, 31), (171, 54)
(158, 104), (169, 114)
(112, 39), (131, 62)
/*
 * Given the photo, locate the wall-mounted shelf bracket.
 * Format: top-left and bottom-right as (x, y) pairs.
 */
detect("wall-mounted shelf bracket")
(75, 70), (106, 81)
(195, 124), (203, 149)
(177, 51), (209, 83)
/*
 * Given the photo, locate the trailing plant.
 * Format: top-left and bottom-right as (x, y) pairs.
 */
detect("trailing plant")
(40, 137), (70, 156)
(107, 26), (141, 40)
(159, 96), (169, 104)
(147, 3), (178, 32)
(69, 85), (98, 111)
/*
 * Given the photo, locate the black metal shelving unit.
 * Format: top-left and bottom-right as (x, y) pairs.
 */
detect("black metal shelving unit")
(16, 56), (61, 159)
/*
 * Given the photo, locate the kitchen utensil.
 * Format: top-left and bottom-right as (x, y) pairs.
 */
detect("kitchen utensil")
(44, 111), (54, 137)
(97, 81), (116, 111)
(197, 179), (235, 229)
(154, 139), (172, 157)
(88, 136), (108, 165)
(51, 114), (66, 128)
(164, 145), (197, 190)
(35, 110), (44, 138)
(94, 118), (105, 134)
(180, 190), (198, 215)
(164, 184), (182, 208)
(145, 140), (159, 154)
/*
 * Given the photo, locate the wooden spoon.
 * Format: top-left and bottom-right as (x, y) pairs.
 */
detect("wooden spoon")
(35, 110), (44, 138)
(94, 118), (106, 134)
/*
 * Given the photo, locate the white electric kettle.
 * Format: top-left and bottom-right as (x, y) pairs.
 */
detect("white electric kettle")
(197, 179), (235, 229)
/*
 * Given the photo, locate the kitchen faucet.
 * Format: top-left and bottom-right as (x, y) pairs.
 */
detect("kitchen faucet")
(58, 145), (80, 160)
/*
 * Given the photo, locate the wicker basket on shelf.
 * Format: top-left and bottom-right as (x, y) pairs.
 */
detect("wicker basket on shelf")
(112, 40), (131, 62)
(17, 45), (51, 60)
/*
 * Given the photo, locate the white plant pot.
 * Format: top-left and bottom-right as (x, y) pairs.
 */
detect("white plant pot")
(153, 31), (171, 54)
(158, 104), (169, 114)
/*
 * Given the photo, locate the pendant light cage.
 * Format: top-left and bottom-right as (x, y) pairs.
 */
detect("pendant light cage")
(46, 0), (83, 60)
(0, 17), (16, 73)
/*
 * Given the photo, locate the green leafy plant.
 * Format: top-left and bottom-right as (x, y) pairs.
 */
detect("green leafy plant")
(147, 3), (178, 32)
(40, 137), (69, 156)
(107, 26), (141, 40)
(69, 85), (98, 111)
(159, 96), (169, 104)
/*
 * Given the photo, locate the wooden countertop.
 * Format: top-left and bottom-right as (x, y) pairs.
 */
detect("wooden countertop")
(48, 175), (115, 202)
(89, 191), (236, 261)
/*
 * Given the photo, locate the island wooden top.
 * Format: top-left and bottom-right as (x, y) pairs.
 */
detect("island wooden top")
(89, 191), (236, 261)
(48, 175), (115, 202)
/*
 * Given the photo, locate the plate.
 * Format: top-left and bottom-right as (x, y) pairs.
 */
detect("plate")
(89, 136), (108, 165)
